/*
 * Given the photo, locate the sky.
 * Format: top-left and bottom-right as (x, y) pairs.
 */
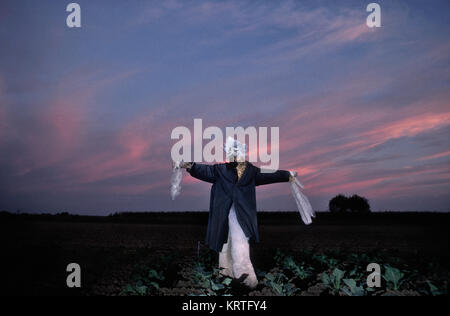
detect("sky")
(0, 0), (449, 214)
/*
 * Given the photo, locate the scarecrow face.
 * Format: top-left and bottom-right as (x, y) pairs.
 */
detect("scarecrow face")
(225, 137), (246, 162)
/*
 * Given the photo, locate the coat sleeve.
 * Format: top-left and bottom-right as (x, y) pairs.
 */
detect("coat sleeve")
(255, 167), (291, 186)
(187, 163), (217, 183)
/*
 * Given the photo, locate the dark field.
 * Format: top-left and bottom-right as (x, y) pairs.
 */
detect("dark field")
(1, 212), (449, 296)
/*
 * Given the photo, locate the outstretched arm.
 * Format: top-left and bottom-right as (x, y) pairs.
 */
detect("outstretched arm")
(255, 167), (314, 224)
(255, 167), (292, 186)
(181, 162), (216, 184)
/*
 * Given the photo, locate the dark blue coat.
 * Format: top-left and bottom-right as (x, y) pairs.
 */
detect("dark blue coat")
(187, 162), (291, 252)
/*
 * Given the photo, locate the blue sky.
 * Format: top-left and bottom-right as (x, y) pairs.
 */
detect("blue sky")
(0, 0), (449, 214)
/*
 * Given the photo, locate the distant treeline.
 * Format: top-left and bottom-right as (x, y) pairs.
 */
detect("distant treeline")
(1, 210), (449, 226)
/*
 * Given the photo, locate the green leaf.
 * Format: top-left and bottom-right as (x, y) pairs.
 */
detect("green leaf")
(148, 269), (164, 280)
(222, 277), (232, 286)
(383, 265), (404, 291)
(343, 278), (356, 290)
(342, 287), (352, 296)
(121, 284), (136, 295)
(332, 268), (345, 290)
(321, 273), (330, 285)
(272, 283), (283, 295)
(135, 285), (147, 296)
(210, 281), (219, 291)
(426, 281), (442, 296)
(343, 279), (365, 296)
(149, 281), (159, 289)
(265, 273), (275, 281)
(332, 268), (345, 280)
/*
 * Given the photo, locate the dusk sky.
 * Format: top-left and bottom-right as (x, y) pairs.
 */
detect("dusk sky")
(0, 0), (449, 214)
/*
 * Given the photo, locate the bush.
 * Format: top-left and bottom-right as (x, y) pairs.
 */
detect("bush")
(329, 194), (348, 213)
(329, 194), (371, 214)
(348, 195), (371, 213)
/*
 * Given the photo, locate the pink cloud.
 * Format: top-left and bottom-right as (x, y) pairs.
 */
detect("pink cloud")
(362, 111), (450, 145)
(3, 68), (143, 180)
(255, 85), (450, 203)
(418, 150), (450, 161)
(63, 105), (178, 189)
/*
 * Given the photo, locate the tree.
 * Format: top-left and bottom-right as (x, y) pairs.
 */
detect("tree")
(329, 194), (371, 214)
(329, 194), (349, 213)
(347, 194), (371, 213)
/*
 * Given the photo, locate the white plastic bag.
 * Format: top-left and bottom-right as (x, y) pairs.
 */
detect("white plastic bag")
(289, 171), (315, 225)
(170, 161), (183, 200)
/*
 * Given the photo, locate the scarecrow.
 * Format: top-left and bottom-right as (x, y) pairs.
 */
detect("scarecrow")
(171, 137), (314, 288)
